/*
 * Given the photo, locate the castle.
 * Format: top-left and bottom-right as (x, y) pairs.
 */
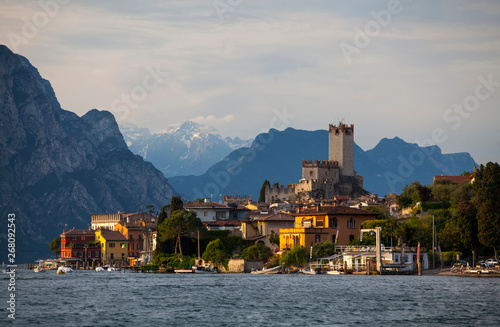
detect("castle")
(265, 123), (364, 203)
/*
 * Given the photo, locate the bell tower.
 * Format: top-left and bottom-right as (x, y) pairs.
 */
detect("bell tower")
(329, 123), (354, 176)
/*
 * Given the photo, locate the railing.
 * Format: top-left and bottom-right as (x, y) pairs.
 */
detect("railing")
(334, 245), (421, 253)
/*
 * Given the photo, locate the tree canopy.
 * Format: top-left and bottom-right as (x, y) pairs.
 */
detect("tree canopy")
(242, 243), (272, 262)
(473, 162), (500, 258)
(259, 180), (270, 202)
(157, 210), (204, 256)
(49, 237), (61, 258)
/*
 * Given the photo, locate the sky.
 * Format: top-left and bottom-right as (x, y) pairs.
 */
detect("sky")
(1, 0), (499, 165)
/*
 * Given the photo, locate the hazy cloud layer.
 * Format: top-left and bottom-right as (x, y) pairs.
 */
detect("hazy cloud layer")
(1, 0), (499, 164)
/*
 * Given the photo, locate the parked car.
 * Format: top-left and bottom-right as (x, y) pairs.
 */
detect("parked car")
(484, 259), (499, 267)
(451, 260), (469, 267)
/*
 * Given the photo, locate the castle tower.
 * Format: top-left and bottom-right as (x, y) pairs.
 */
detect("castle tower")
(329, 123), (354, 176)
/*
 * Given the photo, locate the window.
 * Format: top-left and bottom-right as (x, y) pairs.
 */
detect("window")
(122, 253), (125, 260)
(81, 236), (85, 240)
(332, 235), (336, 243)
(109, 243), (115, 248)
(315, 235), (321, 243)
(349, 235), (355, 242)
(72, 237), (77, 240)
(79, 252), (83, 258)
(130, 243), (134, 250)
(95, 251), (99, 257)
(329, 217), (337, 228)
(110, 253), (114, 260)
(347, 218), (355, 229)
(204, 211), (207, 216)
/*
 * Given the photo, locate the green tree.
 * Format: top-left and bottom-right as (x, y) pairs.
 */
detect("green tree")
(170, 196), (184, 214)
(473, 162), (500, 258)
(269, 230), (280, 247)
(202, 239), (229, 265)
(258, 180), (270, 202)
(49, 237), (61, 258)
(158, 210), (204, 256)
(145, 204), (155, 216)
(397, 182), (421, 208)
(312, 241), (336, 258)
(456, 194), (479, 255)
(280, 247), (308, 267)
(242, 243), (272, 262)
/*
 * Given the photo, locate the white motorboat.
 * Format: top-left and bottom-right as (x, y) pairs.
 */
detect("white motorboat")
(107, 267), (120, 272)
(95, 267), (105, 272)
(57, 266), (73, 274)
(326, 270), (342, 275)
(250, 266), (281, 274)
(300, 268), (317, 275)
(34, 266), (45, 273)
(2, 265), (17, 274)
(193, 265), (219, 274)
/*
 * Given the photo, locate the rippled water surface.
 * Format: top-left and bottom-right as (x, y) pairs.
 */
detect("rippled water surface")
(1, 270), (499, 326)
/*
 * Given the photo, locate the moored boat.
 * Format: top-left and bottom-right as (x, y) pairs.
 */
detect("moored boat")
(95, 267), (105, 272)
(57, 266), (73, 274)
(299, 268), (317, 275)
(192, 264), (219, 274)
(326, 270), (342, 275)
(34, 266), (45, 273)
(250, 266), (281, 274)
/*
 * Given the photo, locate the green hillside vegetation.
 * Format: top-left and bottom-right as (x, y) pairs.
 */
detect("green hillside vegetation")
(355, 163), (499, 260)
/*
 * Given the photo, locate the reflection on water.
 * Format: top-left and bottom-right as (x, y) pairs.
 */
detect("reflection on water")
(1, 271), (499, 326)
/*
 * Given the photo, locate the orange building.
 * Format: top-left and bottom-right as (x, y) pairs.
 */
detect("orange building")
(279, 205), (378, 250)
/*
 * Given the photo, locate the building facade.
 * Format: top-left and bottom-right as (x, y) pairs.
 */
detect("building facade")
(241, 213), (295, 251)
(60, 228), (101, 268)
(95, 229), (128, 265)
(279, 206), (378, 250)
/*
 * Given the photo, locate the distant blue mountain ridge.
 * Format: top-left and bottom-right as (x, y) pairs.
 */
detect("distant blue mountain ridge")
(168, 128), (477, 200)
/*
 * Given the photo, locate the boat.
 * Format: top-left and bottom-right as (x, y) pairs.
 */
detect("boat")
(34, 266), (45, 273)
(250, 266), (281, 274)
(57, 266), (73, 274)
(326, 270), (342, 275)
(300, 246), (317, 274)
(193, 265), (219, 274)
(174, 269), (194, 274)
(107, 267), (120, 272)
(2, 264), (17, 274)
(95, 267), (105, 272)
(300, 268), (317, 275)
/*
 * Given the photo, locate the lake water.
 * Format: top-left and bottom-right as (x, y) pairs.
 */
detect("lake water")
(1, 270), (499, 326)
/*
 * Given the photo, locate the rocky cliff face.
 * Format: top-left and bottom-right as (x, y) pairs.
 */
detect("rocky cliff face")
(0, 45), (177, 262)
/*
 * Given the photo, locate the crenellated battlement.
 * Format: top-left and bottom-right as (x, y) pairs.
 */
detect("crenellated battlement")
(329, 123), (354, 134)
(302, 160), (339, 168)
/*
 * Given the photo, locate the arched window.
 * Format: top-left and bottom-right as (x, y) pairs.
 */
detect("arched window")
(347, 218), (355, 229)
(329, 217), (337, 228)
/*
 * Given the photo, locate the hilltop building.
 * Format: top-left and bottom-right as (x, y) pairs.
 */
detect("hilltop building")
(266, 123), (364, 203)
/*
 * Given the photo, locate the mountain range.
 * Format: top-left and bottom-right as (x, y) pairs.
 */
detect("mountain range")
(0, 45), (177, 263)
(121, 121), (252, 177)
(168, 128), (477, 200)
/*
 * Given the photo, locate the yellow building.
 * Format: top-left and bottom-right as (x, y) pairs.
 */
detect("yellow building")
(279, 205), (378, 250)
(241, 213), (295, 251)
(95, 229), (128, 265)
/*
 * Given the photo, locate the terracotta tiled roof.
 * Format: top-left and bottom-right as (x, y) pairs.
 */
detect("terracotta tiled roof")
(203, 220), (241, 227)
(253, 213), (295, 222)
(184, 202), (229, 209)
(433, 175), (469, 184)
(61, 229), (95, 236)
(99, 230), (127, 241)
(293, 206), (379, 216)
